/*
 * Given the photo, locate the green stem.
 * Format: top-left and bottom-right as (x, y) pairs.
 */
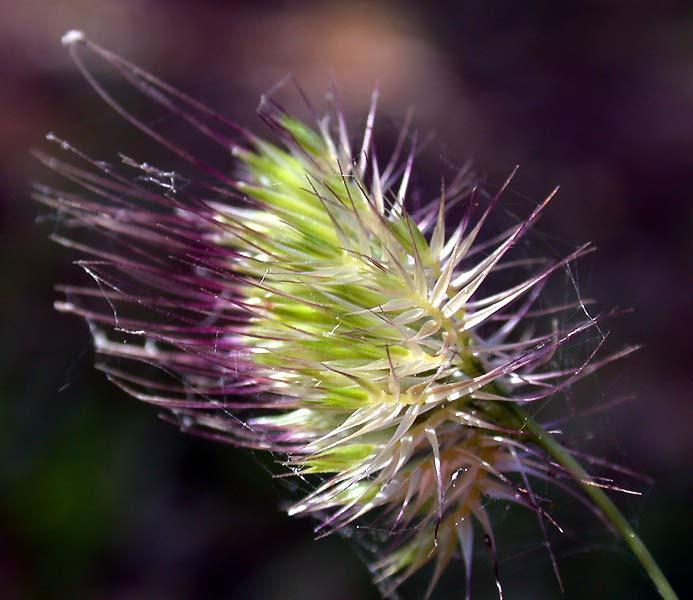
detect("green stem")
(503, 403), (678, 600)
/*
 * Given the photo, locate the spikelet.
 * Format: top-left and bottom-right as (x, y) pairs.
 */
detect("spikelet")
(35, 33), (678, 599)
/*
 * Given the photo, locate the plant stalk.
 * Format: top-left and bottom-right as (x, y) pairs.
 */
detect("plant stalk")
(502, 403), (678, 600)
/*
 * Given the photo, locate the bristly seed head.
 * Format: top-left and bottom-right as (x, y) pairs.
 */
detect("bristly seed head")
(34, 32), (663, 600)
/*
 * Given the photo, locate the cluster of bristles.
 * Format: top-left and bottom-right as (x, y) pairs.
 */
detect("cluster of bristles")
(35, 33), (644, 599)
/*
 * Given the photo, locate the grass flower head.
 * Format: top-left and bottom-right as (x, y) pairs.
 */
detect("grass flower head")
(35, 32), (678, 599)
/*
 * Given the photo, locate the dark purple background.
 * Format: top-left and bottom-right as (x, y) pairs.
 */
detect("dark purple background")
(0, 1), (690, 598)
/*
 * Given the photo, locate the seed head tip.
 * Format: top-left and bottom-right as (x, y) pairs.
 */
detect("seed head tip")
(61, 30), (85, 47)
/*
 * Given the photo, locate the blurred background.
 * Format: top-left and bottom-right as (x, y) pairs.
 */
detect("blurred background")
(0, 0), (691, 598)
